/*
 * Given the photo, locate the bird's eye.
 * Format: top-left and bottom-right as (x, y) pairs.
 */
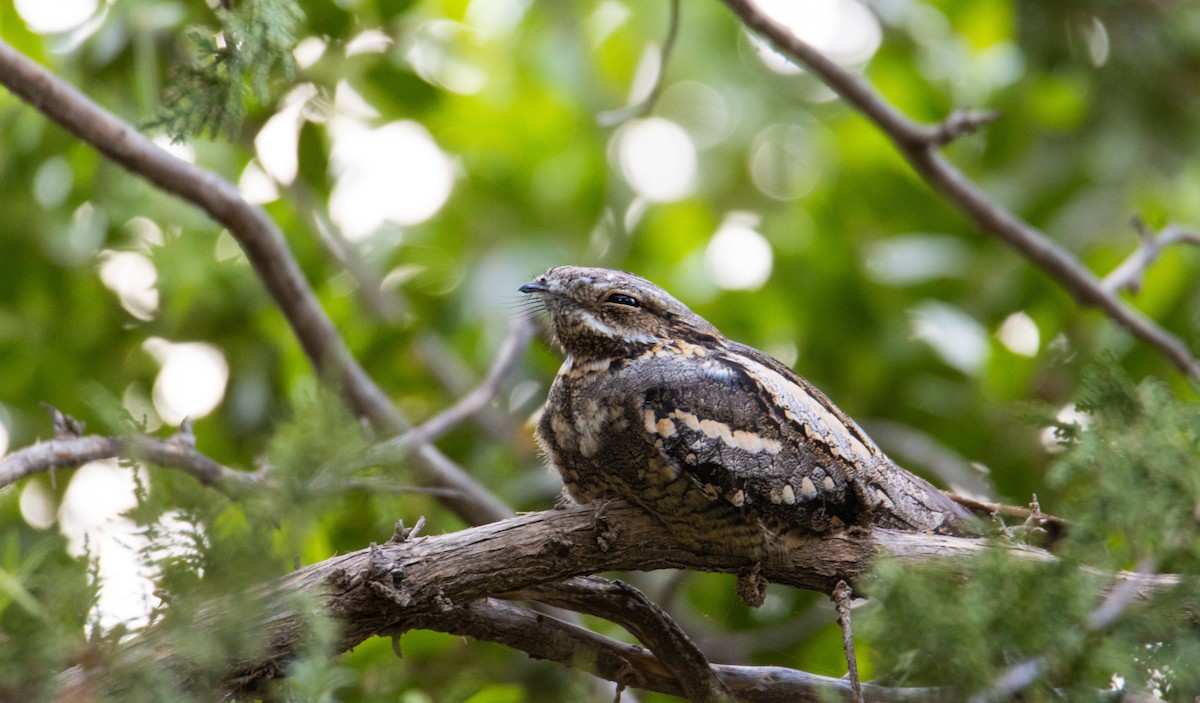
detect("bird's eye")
(604, 292), (640, 308)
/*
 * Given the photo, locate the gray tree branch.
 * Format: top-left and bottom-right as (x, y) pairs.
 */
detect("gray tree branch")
(514, 576), (733, 702)
(1103, 217), (1200, 295)
(97, 501), (1177, 700)
(0, 39), (512, 526)
(719, 0), (1200, 379)
(411, 598), (933, 702)
(0, 434), (264, 490)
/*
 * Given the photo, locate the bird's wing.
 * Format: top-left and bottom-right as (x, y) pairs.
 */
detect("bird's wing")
(640, 344), (967, 533)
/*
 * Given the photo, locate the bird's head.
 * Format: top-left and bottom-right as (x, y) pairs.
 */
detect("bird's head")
(519, 266), (724, 359)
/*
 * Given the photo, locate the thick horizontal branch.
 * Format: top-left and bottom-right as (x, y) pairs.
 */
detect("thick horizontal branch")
(719, 0), (1200, 379)
(109, 501), (1177, 698)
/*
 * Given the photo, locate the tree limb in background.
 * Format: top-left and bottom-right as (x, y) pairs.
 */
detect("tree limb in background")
(719, 0), (1200, 380)
(0, 39), (512, 526)
(355, 316), (538, 470)
(596, 0), (682, 127)
(1103, 217), (1200, 295)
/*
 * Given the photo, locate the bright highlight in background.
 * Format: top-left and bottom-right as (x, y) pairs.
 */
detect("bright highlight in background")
(996, 311), (1040, 357)
(749, 0), (881, 73)
(616, 118), (697, 202)
(58, 460), (156, 631)
(329, 120), (455, 241)
(14, 0), (96, 33)
(144, 339), (229, 425)
(99, 250), (159, 321)
(705, 214), (774, 290)
(910, 301), (989, 375)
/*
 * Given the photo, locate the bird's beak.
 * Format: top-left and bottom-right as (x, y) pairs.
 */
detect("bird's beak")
(518, 280), (548, 294)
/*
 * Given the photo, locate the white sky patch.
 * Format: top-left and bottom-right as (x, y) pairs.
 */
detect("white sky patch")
(58, 460), (156, 631)
(99, 250), (159, 321)
(466, 0), (532, 38)
(910, 301), (989, 374)
(586, 1), (630, 46)
(705, 214), (774, 290)
(749, 123), (821, 201)
(657, 81), (734, 150)
(20, 481), (57, 530)
(15, 0), (96, 33)
(215, 230), (248, 264)
(407, 20), (488, 95)
(1041, 403), (1092, 453)
(254, 84), (316, 186)
(152, 135), (195, 164)
(123, 216), (164, 249)
(864, 235), (970, 286)
(33, 156), (74, 209)
(346, 28), (392, 56)
(293, 36), (327, 69)
(238, 160), (279, 205)
(0, 414), (8, 458)
(616, 117), (697, 203)
(748, 0), (881, 74)
(333, 79), (379, 119)
(123, 382), (162, 433)
(144, 339), (230, 425)
(328, 119), (455, 241)
(997, 311), (1040, 357)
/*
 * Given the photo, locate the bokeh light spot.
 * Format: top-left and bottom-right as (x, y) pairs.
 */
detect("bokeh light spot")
(15, 0), (97, 34)
(58, 460), (154, 631)
(144, 339), (230, 425)
(20, 481), (57, 530)
(99, 250), (159, 321)
(33, 157), (74, 209)
(616, 118), (697, 203)
(705, 215), (773, 290)
(749, 0), (881, 73)
(749, 123), (822, 200)
(996, 312), (1040, 357)
(910, 302), (988, 375)
(329, 120), (455, 240)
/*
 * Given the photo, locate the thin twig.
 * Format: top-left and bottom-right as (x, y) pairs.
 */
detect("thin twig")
(597, 0), (682, 127)
(355, 317), (537, 470)
(1103, 217), (1200, 295)
(832, 581), (864, 703)
(292, 181), (405, 323)
(719, 0), (1200, 379)
(0, 40), (513, 525)
(0, 434), (266, 490)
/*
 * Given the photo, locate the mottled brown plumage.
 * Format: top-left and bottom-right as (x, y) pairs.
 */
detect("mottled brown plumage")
(520, 266), (968, 557)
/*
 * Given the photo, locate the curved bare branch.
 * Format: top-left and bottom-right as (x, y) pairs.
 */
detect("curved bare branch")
(0, 39), (512, 525)
(0, 434), (264, 490)
(719, 0), (1200, 379)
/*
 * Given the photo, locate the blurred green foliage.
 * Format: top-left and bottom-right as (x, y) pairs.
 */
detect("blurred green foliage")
(1, 0), (1199, 700)
(866, 360), (1200, 699)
